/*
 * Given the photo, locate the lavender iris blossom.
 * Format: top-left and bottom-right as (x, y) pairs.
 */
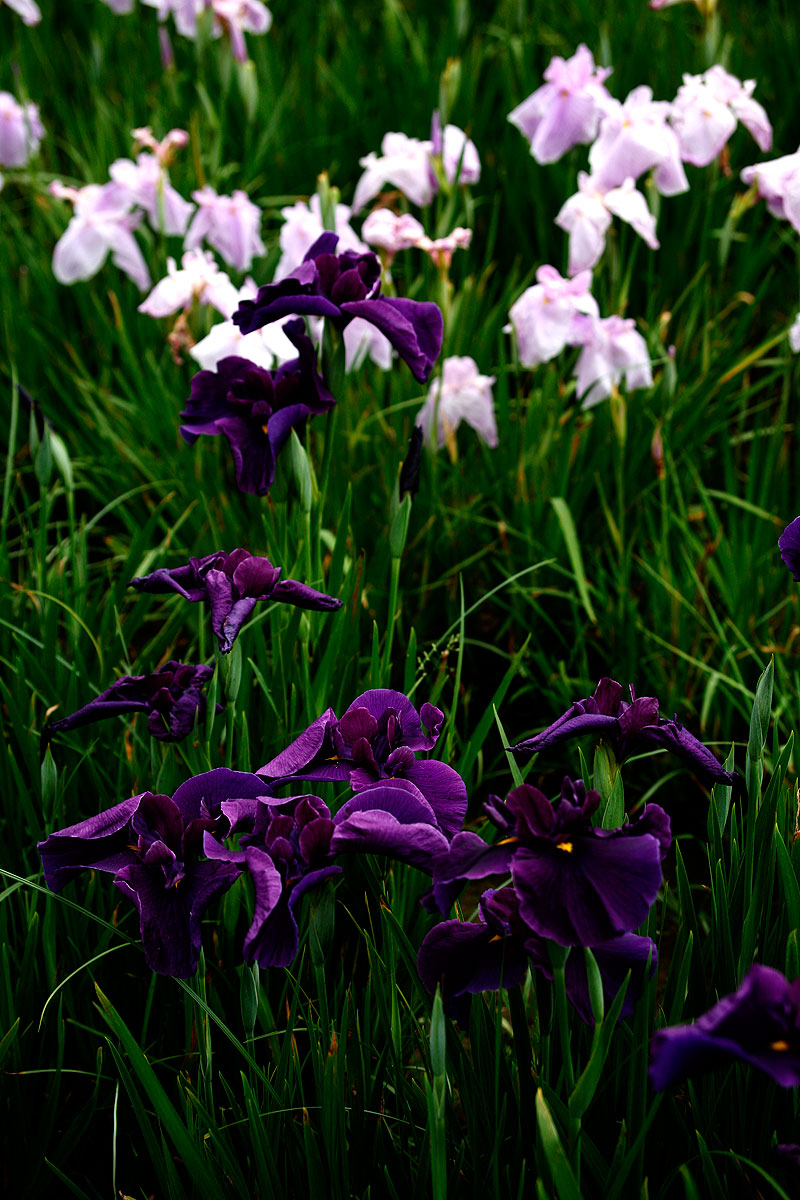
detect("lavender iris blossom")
(47, 660), (217, 742)
(130, 548), (342, 653)
(179, 318), (335, 495)
(779, 516), (800, 581)
(233, 233), (443, 384)
(418, 886), (657, 1024)
(38, 769), (268, 976)
(431, 778), (669, 946)
(510, 676), (739, 790)
(650, 965), (800, 1090)
(258, 688), (467, 839)
(206, 781), (451, 968)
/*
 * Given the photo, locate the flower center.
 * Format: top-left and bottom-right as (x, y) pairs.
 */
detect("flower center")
(556, 840), (574, 853)
(771, 1040), (791, 1052)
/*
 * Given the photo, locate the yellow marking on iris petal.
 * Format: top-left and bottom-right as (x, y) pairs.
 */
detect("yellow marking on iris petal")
(261, 423), (270, 435)
(557, 840), (574, 853)
(771, 1040), (791, 1052)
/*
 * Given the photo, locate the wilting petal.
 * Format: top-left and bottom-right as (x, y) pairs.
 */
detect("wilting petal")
(115, 858), (240, 977)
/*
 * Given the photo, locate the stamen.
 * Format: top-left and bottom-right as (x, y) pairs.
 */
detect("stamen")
(557, 840), (574, 853)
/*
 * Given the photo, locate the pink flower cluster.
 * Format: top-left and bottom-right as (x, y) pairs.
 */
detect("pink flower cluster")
(50, 126), (265, 295)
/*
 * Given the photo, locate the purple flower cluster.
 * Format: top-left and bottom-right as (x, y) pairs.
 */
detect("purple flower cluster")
(418, 777), (668, 1021)
(130, 547), (341, 653)
(510, 676), (740, 792)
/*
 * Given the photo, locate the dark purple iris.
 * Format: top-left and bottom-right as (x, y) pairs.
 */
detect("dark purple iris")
(180, 318), (335, 496)
(650, 965), (800, 1091)
(130, 547), (342, 653)
(47, 660), (216, 742)
(431, 777), (670, 947)
(258, 688), (467, 840)
(233, 233), (443, 384)
(38, 769), (268, 976)
(779, 516), (800, 581)
(510, 676), (739, 791)
(417, 886), (657, 1025)
(205, 779), (453, 969)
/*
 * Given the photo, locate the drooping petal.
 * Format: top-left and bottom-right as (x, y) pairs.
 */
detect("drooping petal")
(331, 783), (450, 870)
(38, 796), (141, 890)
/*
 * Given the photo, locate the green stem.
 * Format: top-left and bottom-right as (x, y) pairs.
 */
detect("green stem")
(508, 984), (536, 1148)
(382, 555), (402, 684)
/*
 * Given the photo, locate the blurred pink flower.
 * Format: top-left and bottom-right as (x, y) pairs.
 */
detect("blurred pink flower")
(431, 113), (481, 186)
(275, 194), (365, 279)
(573, 314), (653, 408)
(741, 148), (800, 232)
(418, 356), (498, 449)
(140, 0), (201, 37)
(50, 181), (151, 290)
(589, 86), (689, 196)
(508, 265), (599, 367)
(670, 66), (771, 167)
(138, 248), (239, 317)
(362, 208), (425, 256)
(789, 315), (800, 354)
(185, 186), (265, 271)
(353, 132), (436, 213)
(211, 0), (272, 61)
(99, 0), (136, 12)
(508, 44), (612, 164)
(556, 174), (659, 274)
(131, 126), (189, 166)
(416, 226), (472, 271)
(0, 92), (44, 167)
(343, 318), (394, 373)
(3, 0), (41, 23)
(110, 151), (194, 236)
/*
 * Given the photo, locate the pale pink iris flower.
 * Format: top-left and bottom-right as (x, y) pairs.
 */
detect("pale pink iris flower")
(185, 186), (265, 271)
(670, 66), (772, 167)
(275, 194), (365, 280)
(138, 248), (239, 317)
(109, 151), (194, 236)
(50, 181), (151, 291)
(431, 114), (481, 186)
(190, 283), (297, 369)
(140, 0), (201, 38)
(573, 315), (653, 408)
(0, 92), (45, 167)
(343, 318), (395, 373)
(556, 174), (659, 275)
(741, 147), (800, 233)
(589, 86), (689, 196)
(353, 132), (436, 213)
(508, 266), (599, 368)
(361, 208), (425, 256)
(508, 44), (612, 164)
(2, 0), (41, 24)
(140, 0), (271, 59)
(418, 357), (498, 449)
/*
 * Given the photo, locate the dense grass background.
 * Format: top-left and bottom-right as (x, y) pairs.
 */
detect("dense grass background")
(4, 0), (800, 1195)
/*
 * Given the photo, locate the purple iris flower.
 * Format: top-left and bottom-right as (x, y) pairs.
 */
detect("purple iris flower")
(650, 965), (800, 1090)
(130, 548), (342, 653)
(510, 676), (739, 791)
(37, 769), (269, 976)
(258, 688), (467, 840)
(779, 516), (800, 581)
(206, 780), (450, 968)
(47, 660), (216, 742)
(180, 318), (335, 496)
(417, 886), (657, 1024)
(232, 233), (443, 384)
(431, 778), (670, 947)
